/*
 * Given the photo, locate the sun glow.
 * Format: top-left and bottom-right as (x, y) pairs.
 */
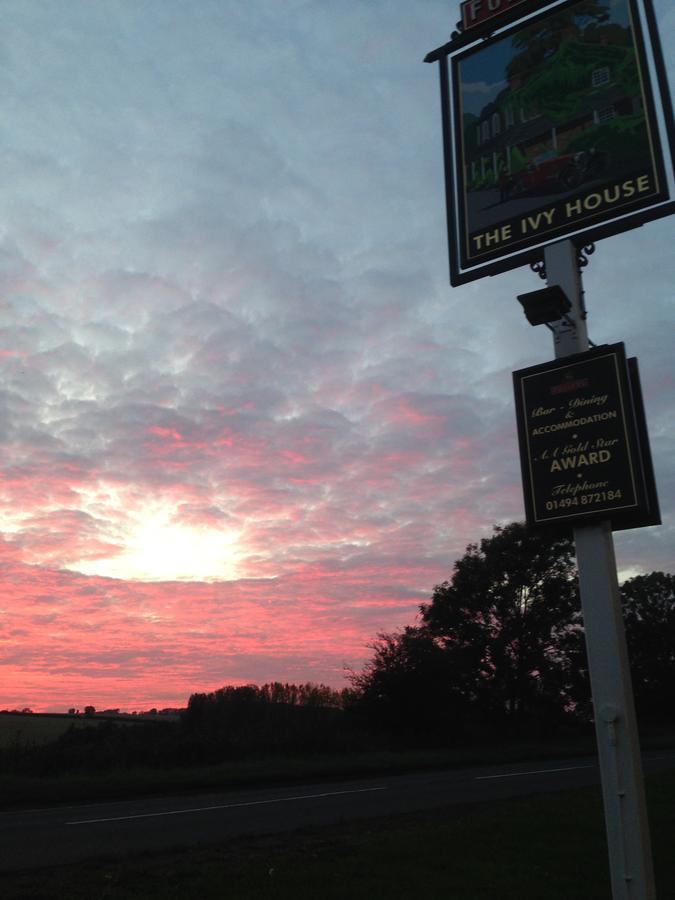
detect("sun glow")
(66, 491), (243, 582)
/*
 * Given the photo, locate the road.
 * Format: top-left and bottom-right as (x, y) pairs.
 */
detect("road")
(2, 752), (674, 872)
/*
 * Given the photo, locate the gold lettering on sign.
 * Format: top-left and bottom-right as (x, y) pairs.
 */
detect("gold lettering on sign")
(472, 224), (512, 251)
(520, 208), (556, 234)
(531, 410), (617, 435)
(565, 177), (652, 219)
(549, 450), (611, 472)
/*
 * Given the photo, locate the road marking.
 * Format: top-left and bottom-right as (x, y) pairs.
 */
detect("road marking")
(475, 764), (595, 781)
(66, 786), (388, 825)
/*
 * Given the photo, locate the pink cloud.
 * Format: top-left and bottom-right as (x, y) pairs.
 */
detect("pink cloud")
(0, 551), (435, 711)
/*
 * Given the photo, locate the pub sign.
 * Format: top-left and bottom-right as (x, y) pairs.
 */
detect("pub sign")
(427, 0), (675, 285)
(513, 343), (660, 531)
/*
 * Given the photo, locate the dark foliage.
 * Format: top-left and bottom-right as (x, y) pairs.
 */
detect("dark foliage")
(181, 682), (366, 761)
(351, 523), (590, 742)
(2, 682), (374, 777)
(351, 522), (675, 742)
(422, 523), (586, 735)
(348, 627), (472, 744)
(622, 572), (675, 724)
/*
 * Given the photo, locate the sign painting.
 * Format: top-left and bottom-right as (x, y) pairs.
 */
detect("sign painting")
(434, 0), (675, 284)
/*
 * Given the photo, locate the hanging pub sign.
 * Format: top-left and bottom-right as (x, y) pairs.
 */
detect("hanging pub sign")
(513, 343), (660, 531)
(426, 0), (675, 285)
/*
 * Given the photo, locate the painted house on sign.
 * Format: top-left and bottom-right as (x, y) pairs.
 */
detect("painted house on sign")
(463, 20), (645, 191)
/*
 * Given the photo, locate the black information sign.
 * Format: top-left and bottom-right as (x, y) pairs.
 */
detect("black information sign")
(513, 343), (659, 531)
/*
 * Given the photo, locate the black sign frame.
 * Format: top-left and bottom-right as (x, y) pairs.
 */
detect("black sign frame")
(513, 343), (660, 532)
(428, 0), (675, 286)
(625, 355), (661, 529)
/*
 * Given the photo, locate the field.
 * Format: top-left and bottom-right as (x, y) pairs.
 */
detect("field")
(3, 771), (675, 899)
(0, 713), (95, 748)
(0, 712), (174, 750)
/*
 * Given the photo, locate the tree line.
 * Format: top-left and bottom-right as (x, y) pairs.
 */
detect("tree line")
(1, 681), (364, 776)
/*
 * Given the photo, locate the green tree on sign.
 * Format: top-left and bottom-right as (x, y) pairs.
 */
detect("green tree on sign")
(507, 1), (611, 80)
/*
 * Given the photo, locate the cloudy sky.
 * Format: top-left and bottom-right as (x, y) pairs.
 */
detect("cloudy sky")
(1, 0), (673, 712)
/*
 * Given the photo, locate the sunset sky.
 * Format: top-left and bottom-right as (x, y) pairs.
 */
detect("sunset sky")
(1, 0), (673, 712)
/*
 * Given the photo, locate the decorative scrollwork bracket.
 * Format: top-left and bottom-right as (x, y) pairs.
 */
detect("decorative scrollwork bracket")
(530, 258), (547, 281)
(577, 243), (596, 271)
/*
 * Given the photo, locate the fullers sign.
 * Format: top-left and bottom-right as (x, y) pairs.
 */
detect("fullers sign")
(460, 0), (530, 32)
(513, 343), (659, 531)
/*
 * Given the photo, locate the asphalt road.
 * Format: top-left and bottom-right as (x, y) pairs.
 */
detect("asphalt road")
(2, 752), (674, 873)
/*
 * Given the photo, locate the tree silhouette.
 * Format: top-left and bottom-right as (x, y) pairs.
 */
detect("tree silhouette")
(350, 523), (587, 741)
(622, 572), (675, 725)
(421, 523), (583, 735)
(349, 626), (468, 741)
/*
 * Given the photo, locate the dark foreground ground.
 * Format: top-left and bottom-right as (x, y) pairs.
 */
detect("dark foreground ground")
(2, 766), (674, 900)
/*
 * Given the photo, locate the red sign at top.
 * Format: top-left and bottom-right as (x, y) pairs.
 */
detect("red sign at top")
(460, 0), (531, 31)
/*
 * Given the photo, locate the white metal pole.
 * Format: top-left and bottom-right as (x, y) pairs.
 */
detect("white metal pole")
(544, 240), (655, 900)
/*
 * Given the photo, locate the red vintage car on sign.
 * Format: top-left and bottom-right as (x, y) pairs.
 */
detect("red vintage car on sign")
(507, 149), (608, 196)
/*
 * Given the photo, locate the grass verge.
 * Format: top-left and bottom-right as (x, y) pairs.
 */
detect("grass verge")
(3, 771), (674, 899)
(0, 739), (594, 810)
